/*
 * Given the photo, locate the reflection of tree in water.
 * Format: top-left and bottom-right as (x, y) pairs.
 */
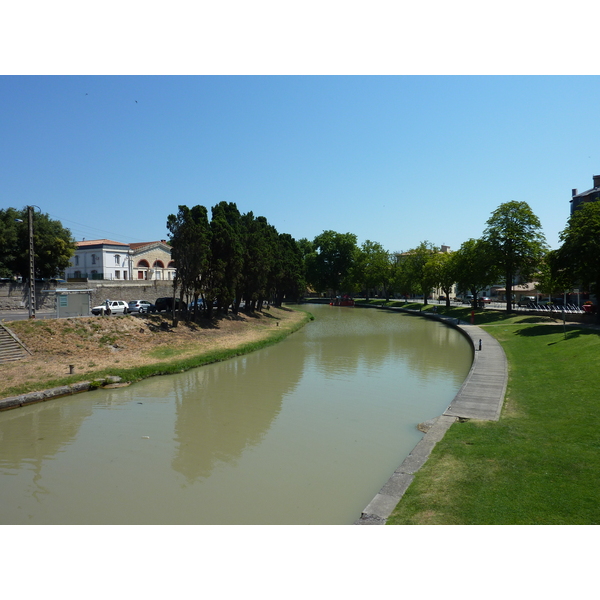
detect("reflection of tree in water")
(171, 344), (305, 482)
(309, 309), (472, 384)
(0, 397), (94, 497)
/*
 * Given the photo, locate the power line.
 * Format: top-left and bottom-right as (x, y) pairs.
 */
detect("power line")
(47, 213), (160, 244)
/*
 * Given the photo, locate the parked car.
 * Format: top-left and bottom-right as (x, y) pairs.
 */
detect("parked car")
(155, 297), (184, 312)
(480, 297), (491, 304)
(518, 296), (536, 307)
(91, 300), (128, 315)
(188, 299), (204, 311)
(128, 300), (157, 314)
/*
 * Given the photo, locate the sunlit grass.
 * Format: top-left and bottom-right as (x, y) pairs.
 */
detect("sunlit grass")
(387, 314), (600, 524)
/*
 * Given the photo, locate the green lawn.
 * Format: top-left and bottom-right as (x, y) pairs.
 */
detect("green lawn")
(386, 305), (600, 524)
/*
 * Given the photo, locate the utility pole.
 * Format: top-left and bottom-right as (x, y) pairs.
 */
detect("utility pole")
(27, 205), (36, 319)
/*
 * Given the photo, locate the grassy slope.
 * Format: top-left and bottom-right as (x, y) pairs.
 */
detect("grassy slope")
(3, 307), (313, 398)
(384, 303), (600, 524)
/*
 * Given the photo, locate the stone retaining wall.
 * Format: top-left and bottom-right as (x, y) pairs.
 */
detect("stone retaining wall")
(0, 281), (175, 312)
(0, 376), (123, 411)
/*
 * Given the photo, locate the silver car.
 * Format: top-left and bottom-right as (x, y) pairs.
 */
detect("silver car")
(128, 300), (157, 314)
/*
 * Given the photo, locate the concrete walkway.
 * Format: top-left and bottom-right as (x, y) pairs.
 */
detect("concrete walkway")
(354, 311), (508, 524)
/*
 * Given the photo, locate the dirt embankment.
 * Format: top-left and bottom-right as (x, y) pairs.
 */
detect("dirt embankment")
(1, 306), (308, 399)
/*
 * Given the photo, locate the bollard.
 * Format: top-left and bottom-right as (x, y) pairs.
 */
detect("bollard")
(69, 365), (75, 374)
(478, 339), (482, 351)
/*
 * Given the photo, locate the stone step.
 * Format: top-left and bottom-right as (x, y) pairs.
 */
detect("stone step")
(0, 324), (31, 364)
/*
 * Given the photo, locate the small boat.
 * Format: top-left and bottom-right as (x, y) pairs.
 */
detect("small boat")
(330, 295), (355, 307)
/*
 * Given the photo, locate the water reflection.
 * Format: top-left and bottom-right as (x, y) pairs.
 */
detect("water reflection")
(170, 346), (305, 482)
(0, 305), (472, 524)
(0, 396), (93, 469)
(307, 308), (470, 384)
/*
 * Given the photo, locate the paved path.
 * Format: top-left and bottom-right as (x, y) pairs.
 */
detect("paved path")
(355, 310), (508, 524)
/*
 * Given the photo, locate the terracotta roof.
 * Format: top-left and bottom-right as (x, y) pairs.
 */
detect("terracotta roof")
(76, 239), (129, 247)
(129, 241), (171, 250)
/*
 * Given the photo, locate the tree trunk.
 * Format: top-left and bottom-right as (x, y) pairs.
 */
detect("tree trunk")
(505, 271), (513, 313)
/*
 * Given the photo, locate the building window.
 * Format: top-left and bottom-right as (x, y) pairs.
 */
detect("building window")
(74, 255), (79, 266)
(91, 254), (97, 265)
(115, 271), (120, 279)
(74, 270), (81, 278)
(115, 255), (121, 266)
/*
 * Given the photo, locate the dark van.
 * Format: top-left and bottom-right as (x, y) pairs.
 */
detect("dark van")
(155, 297), (184, 312)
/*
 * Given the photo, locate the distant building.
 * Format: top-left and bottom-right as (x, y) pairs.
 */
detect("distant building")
(66, 239), (132, 280)
(65, 239), (175, 281)
(571, 175), (600, 214)
(129, 240), (175, 281)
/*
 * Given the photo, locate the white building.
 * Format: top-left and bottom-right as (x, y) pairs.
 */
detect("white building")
(65, 239), (175, 281)
(66, 239), (133, 281)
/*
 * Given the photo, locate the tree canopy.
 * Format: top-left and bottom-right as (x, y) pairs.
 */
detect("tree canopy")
(555, 201), (600, 299)
(167, 202), (306, 319)
(351, 240), (390, 301)
(482, 201), (547, 312)
(401, 241), (439, 305)
(305, 230), (357, 294)
(0, 207), (76, 279)
(452, 238), (499, 305)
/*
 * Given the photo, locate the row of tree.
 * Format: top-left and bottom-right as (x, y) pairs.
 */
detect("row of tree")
(2, 198), (599, 320)
(300, 200), (600, 315)
(167, 202), (305, 318)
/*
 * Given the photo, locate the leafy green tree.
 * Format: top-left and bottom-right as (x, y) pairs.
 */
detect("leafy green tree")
(403, 241), (439, 305)
(306, 230), (357, 295)
(482, 201), (547, 312)
(534, 250), (572, 303)
(388, 252), (412, 300)
(352, 240), (389, 301)
(167, 205), (211, 321)
(379, 252), (401, 302)
(0, 207), (76, 279)
(237, 212), (278, 312)
(424, 250), (456, 308)
(207, 202), (243, 316)
(272, 233), (306, 305)
(555, 201), (600, 311)
(452, 238), (499, 307)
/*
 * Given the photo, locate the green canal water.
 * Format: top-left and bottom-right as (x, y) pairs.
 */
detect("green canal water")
(0, 305), (472, 524)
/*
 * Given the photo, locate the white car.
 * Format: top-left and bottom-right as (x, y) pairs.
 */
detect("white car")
(91, 300), (129, 315)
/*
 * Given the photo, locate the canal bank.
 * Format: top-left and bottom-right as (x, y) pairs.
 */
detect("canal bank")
(0, 306), (311, 406)
(353, 305), (508, 524)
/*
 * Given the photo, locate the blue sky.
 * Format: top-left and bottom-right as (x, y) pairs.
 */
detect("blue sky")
(2, 75), (599, 253)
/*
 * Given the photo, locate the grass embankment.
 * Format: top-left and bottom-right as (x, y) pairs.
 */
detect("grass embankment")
(2, 306), (313, 399)
(379, 302), (600, 524)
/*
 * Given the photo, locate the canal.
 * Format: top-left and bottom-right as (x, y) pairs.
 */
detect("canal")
(0, 305), (472, 524)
